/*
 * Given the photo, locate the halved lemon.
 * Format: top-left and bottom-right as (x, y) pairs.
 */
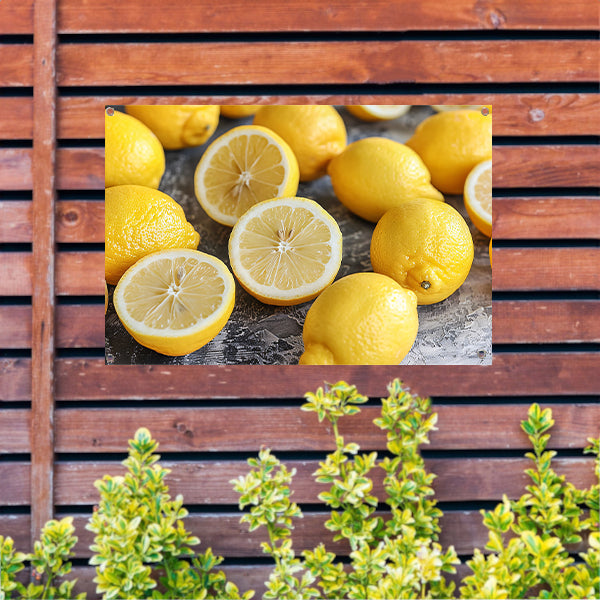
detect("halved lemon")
(113, 249), (235, 356)
(194, 125), (299, 227)
(346, 105), (411, 121)
(464, 159), (492, 237)
(228, 197), (343, 306)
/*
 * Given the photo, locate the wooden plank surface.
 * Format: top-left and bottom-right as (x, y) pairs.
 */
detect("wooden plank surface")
(50, 94), (600, 139)
(0, 45), (34, 87)
(56, 41), (599, 87)
(5, 0), (598, 34)
(0, 410), (30, 453)
(52, 404), (600, 453)
(3, 456), (594, 506)
(0, 305), (105, 349)
(0, 149), (32, 190)
(493, 197), (600, 239)
(2, 353), (599, 402)
(55, 0), (598, 33)
(493, 300), (600, 344)
(492, 248), (599, 291)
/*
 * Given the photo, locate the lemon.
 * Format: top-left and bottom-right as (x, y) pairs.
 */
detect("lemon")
(194, 125), (299, 227)
(228, 197), (342, 306)
(105, 185), (200, 285)
(220, 105), (260, 119)
(105, 109), (165, 189)
(299, 272), (418, 365)
(113, 249), (235, 356)
(346, 105), (411, 121)
(253, 105), (347, 181)
(327, 137), (443, 222)
(370, 198), (474, 305)
(125, 105), (219, 150)
(406, 109), (492, 195)
(464, 159), (492, 238)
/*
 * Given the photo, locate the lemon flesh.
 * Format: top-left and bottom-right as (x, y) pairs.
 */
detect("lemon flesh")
(299, 272), (419, 365)
(464, 159), (492, 238)
(229, 197), (342, 306)
(195, 125), (299, 227)
(114, 249), (235, 356)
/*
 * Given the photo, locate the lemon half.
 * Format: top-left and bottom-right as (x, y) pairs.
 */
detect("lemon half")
(464, 159), (492, 238)
(113, 249), (235, 356)
(228, 197), (343, 306)
(194, 125), (299, 227)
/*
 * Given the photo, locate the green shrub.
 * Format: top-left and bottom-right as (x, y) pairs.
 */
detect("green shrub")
(1, 379), (597, 599)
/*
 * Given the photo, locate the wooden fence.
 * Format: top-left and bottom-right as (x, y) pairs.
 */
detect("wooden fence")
(0, 0), (598, 596)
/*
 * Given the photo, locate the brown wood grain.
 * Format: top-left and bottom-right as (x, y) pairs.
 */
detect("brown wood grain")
(492, 248), (599, 291)
(0, 252), (104, 296)
(0, 45), (33, 86)
(6, 0), (598, 34)
(0, 200), (105, 243)
(56, 41), (599, 87)
(493, 197), (600, 239)
(0, 304), (105, 349)
(48, 456), (596, 506)
(493, 145), (600, 188)
(494, 300), (600, 344)
(52, 404), (599, 453)
(1, 507), (588, 559)
(54, 0), (598, 33)
(50, 94), (600, 139)
(0, 98), (33, 139)
(0, 149), (32, 190)
(56, 148), (105, 190)
(31, 0), (58, 546)
(0, 410), (30, 453)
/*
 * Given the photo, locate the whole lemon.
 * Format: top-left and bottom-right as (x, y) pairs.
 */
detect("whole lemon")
(105, 109), (165, 189)
(299, 272), (419, 365)
(406, 109), (492, 195)
(327, 137), (443, 222)
(253, 105), (347, 181)
(220, 105), (260, 118)
(125, 105), (219, 150)
(370, 198), (474, 305)
(105, 185), (200, 285)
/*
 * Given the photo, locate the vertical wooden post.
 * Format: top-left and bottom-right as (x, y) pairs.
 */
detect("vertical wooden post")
(31, 0), (58, 546)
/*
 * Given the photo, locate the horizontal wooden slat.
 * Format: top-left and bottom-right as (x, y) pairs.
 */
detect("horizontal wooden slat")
(0, 462), (30, 505)
(56, 148), (104, 190)
(2, 354), (598, 403)
(6, 0), (598, 34)
(0, 410), (30, 453)
(54, 0), (598, 33)
(494, 300), (600, 344)
(0, 507), (588, 560)
(493, 197), (600, 239)
(0, 304), (105, 349)
(492, 248), (599, 291)
(52, 456), (596, 505)
(57, 41), (598, 87)
(2, 353), (598, 402)
(0, 200), (104, 243)
(493, 145), (600, 188)
(0, 252), (103, 296)
(0, 149), (32, 190)
(0, 98), (33, 139)
(0, 45), (33, 87)
(53, 404), (599, 453)
(49, 94), (600, 139)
